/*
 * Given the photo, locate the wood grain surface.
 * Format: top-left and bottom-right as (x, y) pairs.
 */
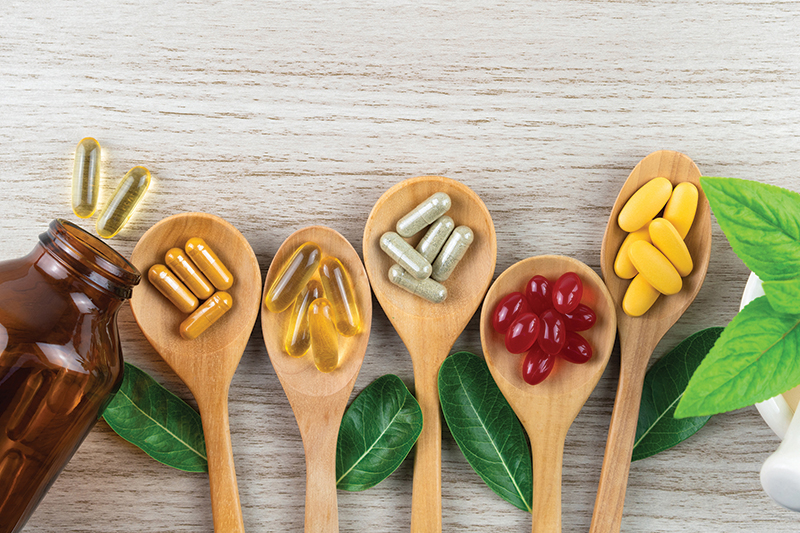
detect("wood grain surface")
(2, 1), (799, 531)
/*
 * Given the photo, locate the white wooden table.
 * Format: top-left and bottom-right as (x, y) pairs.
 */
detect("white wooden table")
(2, 1), (800, 531)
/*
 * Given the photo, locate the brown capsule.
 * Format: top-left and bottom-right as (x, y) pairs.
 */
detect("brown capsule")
(179, 291), (233, 340)
(185, 237), (233, 291)
(165, 248), (214, 300)
(148, 264), (199, 314)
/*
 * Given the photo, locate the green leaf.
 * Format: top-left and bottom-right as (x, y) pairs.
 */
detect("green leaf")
(336, 374), (422, 491)
(102, 363), (207, 473)
(762, 278), (800, 315)
(438, 351), (532, 513)
(700, 177), (800, 281)
(633, 328), (722, 461)
(676, 297), (800, 418)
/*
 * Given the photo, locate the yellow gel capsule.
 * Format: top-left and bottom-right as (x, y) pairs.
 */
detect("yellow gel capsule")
(614, 224), (651, 279)
(285, 279), (323, 357)
(96, 166), (151, 238)
(649, 218), (693, 277)
(309, 298), (339, 373)
(319, 256), (361, 337)
(148, 264), (199, 314)
(165, 248), (215, 300)
(663, 182), (698, 239)
(618, 177), (673, 233)
(265, 242), (322, 313)
(628, 240), (682, 295)
(180, 291), (233, 340)
(622, 274), (660, 317)
(72, 137), (101, 218)
(185, 237), (233, 291)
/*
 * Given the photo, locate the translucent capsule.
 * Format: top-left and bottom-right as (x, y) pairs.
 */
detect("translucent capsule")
(522, 345), (555, 386)
(319, 256), (361, 337)
(185, 237), (233, 290)
(415, 215), (455, 263)
(285, 279), (323, 357)
(431, 226), (474, 282)
(148, 264), (199, 314)
(396, 192), (452, 237)
(380, 232), (432, 280)
(265, 242), (321, 313)
(618, 177), (673, 233)
(388, 264), (447, 303)
(165, 248), (214, 300)
(628, 241), (682, 295)
(180, 291), (233, 340)
(649, 218), (693, 277)
(663, 182), (699, 239)
(309, 298), (339, 373)
(71, 137), (101, 218)
(96, 166), (150, 239)
(614, 224), (652, 279)
(622, 274), (660, 317)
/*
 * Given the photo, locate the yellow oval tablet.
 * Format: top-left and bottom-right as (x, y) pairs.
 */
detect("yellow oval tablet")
(628, 240), (682, 295)
(649, 218), (693, 277)
(663, 182), (698, 239)
(618, 177), (673, 233)
(622, 274), (660, 317)
(614, 224), (652, 279)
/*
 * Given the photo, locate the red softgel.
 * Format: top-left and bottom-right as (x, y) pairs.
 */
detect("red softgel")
(538, 308), (566, 355)
(562, 303), (596, 332)
(552, 272), (583, 314)
(492, 292), (531, 334)
(559, 331), (593, 364)
(505, 312), (540, 354)
(522, 344), (555, 385)
(525, 275), (552, 315)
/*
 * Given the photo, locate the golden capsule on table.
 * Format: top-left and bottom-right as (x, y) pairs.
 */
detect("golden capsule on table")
(71, 137), (101, 219)
(618, 177), (673, 233)
(319, 256), (361, 337)
(309, 298), (339, 373)
(96, 166), (151, 239)
(622, 274), (660, 317)
(165, 248), (214, 300)
(180, 291), (233, 340)
(148, 264), (199, 314)
(285, 279), (323, 357)
(185, 237), (233, 291)
(663, 182), (698, 239)
(649, 218), (693, 277)
(396, 192), (452, 238)
(614, 224), (652, 279)
(265, 242), (322, 313)
(628, 240), (682, 295)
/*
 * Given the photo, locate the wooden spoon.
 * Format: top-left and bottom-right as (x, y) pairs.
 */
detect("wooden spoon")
(130, 212), (262, 533)
(362, 176), (497, 532)
(261, 226), (372, 533)
(481, 255), (617, 533)
(589, 150), (711, 533)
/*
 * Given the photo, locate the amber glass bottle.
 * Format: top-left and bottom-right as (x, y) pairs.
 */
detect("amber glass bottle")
(0, 219), (140, 533)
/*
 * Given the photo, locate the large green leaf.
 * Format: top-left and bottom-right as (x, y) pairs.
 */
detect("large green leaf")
(633, 328), (722, 461)
(438, 351), (532, 513)
(336, 374), (422, 491)
(762, 278), (800, 315)
(102, 363), (207, 473)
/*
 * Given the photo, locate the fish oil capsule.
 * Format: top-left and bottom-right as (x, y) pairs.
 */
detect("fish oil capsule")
(96, 166), (151, 238)
(396, 192), (452, 238)
(165, 248), (214, 300)
(148, 264), (199, 313)
(285, 279), (323, 357)
(628, 240), (682, 295)
(663, 182), (698, 239)
(309, 298), (339, 373)
(180, 291), (233, 340)
(622, 274), (660, 317)
(185, 237), (234, 291)
(319, 256), (361, 337)
(614, 224), (652, 279)
(618, 177), (673, 233)
(71, 137), (101, 218)
(416, 215), (455, 263)
(649, 218), (693, 277)
(388, 264), (447, 303)
(431, 226), (474, 282)
(380, 232), (432, 280)
(265, 242), (322, 313)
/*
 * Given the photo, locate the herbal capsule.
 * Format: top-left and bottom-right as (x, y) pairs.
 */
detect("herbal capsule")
(622, 274), (660, 317)
(649, 218), (693, 277)
(265, 242), (322, 313)
(396, 192), (452, 238)
(185, 237), (233, 290)
(319, 256), (361, 337)
(180, 291), (233, 340)
(614, 224), (652, 279)
(96, 166), (151, 239)
(628, 240), (682, 295)
(663, 182), (698, 239)
(165, 248), (214, 300)
(380, 232), (432, 280)
(388, 264), (447, 303)
(71, 137), (101, 218)
(148, 264), (199, 314)
(285, 279), (323, 357)
(431, 226), (473, 282)
(309, 298), (339, 373)
(416, 215), (455, 263)
(618, 177), (673, 233)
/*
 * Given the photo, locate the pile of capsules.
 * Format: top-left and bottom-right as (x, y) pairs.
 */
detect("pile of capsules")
(613, 177), (698, 316)
(71, 137), (151, 238)
(492, 272), (597, 385)
(148, 238), (234, 340)
(264, 243), (361, 373)
(380, 192), (474, 303)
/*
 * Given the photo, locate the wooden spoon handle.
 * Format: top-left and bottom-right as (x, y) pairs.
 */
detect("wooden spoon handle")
(410, 361), (443, 533)
(531, 430), (567, 533)
(302, 423), (340, 533)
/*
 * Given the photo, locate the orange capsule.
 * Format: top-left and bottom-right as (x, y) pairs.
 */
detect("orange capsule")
(180, 291), (233, 340)
(148, 264), (199, 313)
(165, 248), (214, 300)
(185, 237), (233, 291)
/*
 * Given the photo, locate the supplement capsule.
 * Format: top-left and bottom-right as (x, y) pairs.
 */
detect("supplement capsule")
(319, 256), (361, 337)
(618, 177), (673, 233)
(416, 215), (455, 263)
(185, 237), (233, 290)
(380, 232), (432, 280)
(388, 264), (447, 303)
(308, 298), (339, 373)
(72, 137), (101, 219)
(396, 192), (452, 238)
(180, 291), (233, 340)
(622, 274), (660, 317)
(96, 166), (151, 239)
(628, 240), (682, 295)
(431, 226), (473, 282)
(148, 264), (199, 314)
(265, 242), (322, 313)
(165, 248), (214, 300)
(649, 218), (693, 277)
(285, 279), (323, 357)
(614, 224), (652, 279)
(663, 182), (698, 239)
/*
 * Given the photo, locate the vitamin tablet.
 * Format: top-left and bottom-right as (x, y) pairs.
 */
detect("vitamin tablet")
(285, 279), (323, 358)
(525, 275), (552, 315)
(96, 166), (151, 239)
(185, 237), (233, 291)
(165, 248), (214, 300)
(613, 224), (651, 279)
(562, 304), (596, 332)
(319, 256), (361, 337)
(492, 292), (531, 335)
(552, 272), (583, 314)
(71, 137), (101, 219)
(388, 264), (447, 303)
(649, 218), (693, 277)
(538, 309), (566, 355)
(628, 240), (682, 295)
(265, 242), (322, 313)
(309, 298), (339, 373)
(380, 232), (432, 280)
(522, 345), (555, 386)
(415, 215), (455, 263)
(180, 291), (233, 340)
(148, 264), (199, 314)
(396, 192), (452, 238)
(431, 226), (473, 282)
(622, 274), (660, 317)
(505, 312), (540, 354)
(663, 182), (698, 239)
(559, 331), (592, 364)
(618, 177), (673, 233)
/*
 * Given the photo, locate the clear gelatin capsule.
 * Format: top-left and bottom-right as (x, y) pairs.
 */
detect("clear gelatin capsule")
(309, 298), (339, 373)
(148, 264), (199, 314)
(96, 166), (151, 238)
(185, 237), (233, 290)
(416, 215), (455, 263)
(431, 225), (473, 282)
(380, 232), (432, 280)
(285, 279), (323, 357)
(396, 192), (452, 238)
(165, 248), (215, 300)
(388, 264), (447, 303)
(71, 137), (101, 218)
(180, 291), (233, 340)
(319, 256), (361, 337)
(265, 242), (322, 313)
